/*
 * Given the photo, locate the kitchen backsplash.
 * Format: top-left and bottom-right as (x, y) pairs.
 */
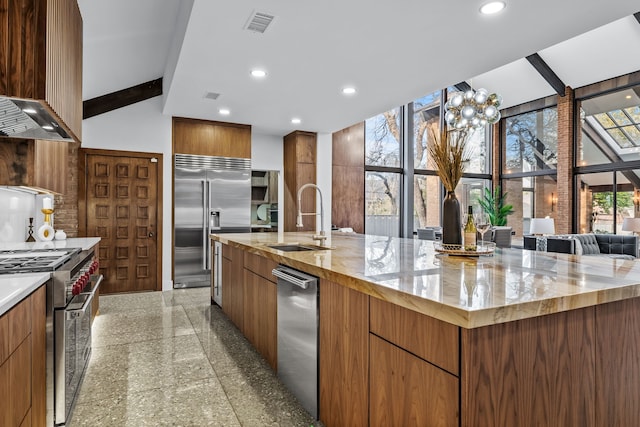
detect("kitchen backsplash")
(0, 188), (56, 242)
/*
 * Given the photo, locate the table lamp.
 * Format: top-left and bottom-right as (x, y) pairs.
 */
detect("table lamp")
(622, 217), (640, 235)
(529, 217), (555, 251)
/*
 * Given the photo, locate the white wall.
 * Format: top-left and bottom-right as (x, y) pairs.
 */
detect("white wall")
(82, 97), (174, 290)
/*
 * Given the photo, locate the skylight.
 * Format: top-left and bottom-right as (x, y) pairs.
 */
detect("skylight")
(594, 106), (640, 148)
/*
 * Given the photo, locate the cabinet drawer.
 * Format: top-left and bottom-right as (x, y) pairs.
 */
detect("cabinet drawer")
(222, 244), (242, 262)
(0, 294), (32, 364)
(370, 298), (459, 375)
(243, 251), (278, 283)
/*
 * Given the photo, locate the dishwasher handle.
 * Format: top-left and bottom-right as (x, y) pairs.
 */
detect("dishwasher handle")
(272, 266), (317, 290)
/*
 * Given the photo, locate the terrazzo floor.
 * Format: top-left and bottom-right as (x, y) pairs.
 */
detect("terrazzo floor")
(70, 287), (320, 427)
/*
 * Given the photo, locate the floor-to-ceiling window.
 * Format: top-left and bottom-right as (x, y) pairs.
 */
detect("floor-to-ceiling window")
(501, 105), (558, 239)
(365, 107), (403, 237)
(364, 87), (493, 238)
(575, 83), (640, 234)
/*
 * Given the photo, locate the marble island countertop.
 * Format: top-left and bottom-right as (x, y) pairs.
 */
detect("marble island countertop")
(211, 231), (640, 328)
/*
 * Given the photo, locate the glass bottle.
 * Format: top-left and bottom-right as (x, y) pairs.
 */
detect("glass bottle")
(464, 206), (477, 251)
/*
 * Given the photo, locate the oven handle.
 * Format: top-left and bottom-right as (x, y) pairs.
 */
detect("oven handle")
(83, 273), (104, 295)
(66, 293), (92, 319)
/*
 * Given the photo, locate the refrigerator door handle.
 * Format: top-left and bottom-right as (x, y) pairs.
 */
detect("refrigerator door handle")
(203, 180), (208, 271)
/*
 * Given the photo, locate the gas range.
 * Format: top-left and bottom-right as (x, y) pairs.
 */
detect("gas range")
(0, 248), (81, 273)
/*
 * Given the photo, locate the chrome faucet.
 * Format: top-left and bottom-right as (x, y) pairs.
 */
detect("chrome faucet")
(296, 183), (327, 246)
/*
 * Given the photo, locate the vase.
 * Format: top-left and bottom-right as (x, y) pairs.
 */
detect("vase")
(442, 191), (462, 245)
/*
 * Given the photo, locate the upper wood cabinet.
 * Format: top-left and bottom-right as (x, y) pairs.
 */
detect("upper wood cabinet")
(172, 117), (251, 158)
(0, 138), (68, 194)
(0, 0), (83, 142)
(283, 130), (317, 231)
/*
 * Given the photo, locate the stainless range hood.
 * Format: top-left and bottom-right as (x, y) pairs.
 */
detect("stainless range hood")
(0, 96), (73, 142)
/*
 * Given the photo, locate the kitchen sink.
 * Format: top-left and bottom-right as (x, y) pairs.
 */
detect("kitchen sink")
(267, 244), (331, 252)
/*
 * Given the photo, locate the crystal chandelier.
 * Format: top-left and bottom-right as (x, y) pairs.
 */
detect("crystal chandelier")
(444, 88), (502, 130)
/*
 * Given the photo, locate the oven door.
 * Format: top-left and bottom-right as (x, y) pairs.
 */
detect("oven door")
(54, 284), (96, 425)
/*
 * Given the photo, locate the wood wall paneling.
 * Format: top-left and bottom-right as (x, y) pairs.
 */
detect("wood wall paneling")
(0, 0), (82, 141)
(461, 307), (596, 427)
(595, 297), (640, 426)
(370, 297), (459, 375)
(319, 279), (369, 427)
(283, 131), (317, 231)
(172, 117), (251, 158)
(332, 122), (364, 233)
(45, 0), (83, 141)
(369, 335), (458, 427)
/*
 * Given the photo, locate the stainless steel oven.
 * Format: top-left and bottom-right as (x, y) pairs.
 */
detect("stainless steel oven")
(0, 246), (102, 426)
(52, 248), (102, 426)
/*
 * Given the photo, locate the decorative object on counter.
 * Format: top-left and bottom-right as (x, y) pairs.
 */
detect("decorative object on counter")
(38, 197), (55, 241)
(26, 217), (36, 242)
(428, 128), (471, 245)
(434, 241), (495, 257)
(477, 185), (514, 226)
(54, 229), (67, 240)
(444, 87), (502, 130)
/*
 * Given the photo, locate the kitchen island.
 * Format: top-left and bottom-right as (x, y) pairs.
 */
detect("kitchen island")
(212, 231), (640, 427)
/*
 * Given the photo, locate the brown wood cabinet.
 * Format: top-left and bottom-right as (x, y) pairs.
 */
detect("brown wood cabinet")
(242, 252), (278, 369)
(243, 270), (277, 369)
(319, 279), (369, 427)
(0, 0), (83, 141)
(370, 335), (458, 427)
(221, 244), (244, 332)
(283, 131), (317, 231)
(172, 117), (251, 158)
(0, 138), (68, 193)
(0, 286), (46, 427)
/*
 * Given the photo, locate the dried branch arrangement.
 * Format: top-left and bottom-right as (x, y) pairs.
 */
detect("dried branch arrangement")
(427, 128), (471, 192)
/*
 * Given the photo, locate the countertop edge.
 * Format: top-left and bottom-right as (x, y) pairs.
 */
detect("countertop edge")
(211, 234), (640, 329)
(0, 273), (50, 317)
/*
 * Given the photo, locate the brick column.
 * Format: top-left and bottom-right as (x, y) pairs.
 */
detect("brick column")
(556, 87), (574, 234)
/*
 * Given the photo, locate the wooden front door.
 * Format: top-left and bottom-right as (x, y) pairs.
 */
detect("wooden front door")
(79, 149), (162, 293)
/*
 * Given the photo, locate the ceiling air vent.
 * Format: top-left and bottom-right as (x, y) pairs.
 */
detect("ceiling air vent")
(244, 11), (275, 34)
(203, 92), (220, 100)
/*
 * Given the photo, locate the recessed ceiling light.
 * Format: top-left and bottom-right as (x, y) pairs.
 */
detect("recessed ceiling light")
(342, 87), (357, 95)
(42, 125), (54, 131)
(479, 1), (506, 14)
(626, 95), (632, 99)
(291, 118), (301, 124)
(23, 108), (37, 114)
(251, 69), (267, 78)
(219, 108), (230, 115)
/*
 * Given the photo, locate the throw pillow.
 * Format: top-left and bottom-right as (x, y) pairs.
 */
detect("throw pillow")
(572, 237), (583, 255)
(574, 234), (600, 255)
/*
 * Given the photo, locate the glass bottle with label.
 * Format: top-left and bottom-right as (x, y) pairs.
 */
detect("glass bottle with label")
(464, 206), (477, 251)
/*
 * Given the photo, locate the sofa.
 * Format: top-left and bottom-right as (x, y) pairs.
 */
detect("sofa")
(523, 234), (638, 259)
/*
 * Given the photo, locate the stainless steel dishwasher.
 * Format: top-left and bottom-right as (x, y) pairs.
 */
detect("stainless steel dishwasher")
(272, 265), (319, 419)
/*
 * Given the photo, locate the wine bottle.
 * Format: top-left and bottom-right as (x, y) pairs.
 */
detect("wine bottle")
(464, 206), (477, 251)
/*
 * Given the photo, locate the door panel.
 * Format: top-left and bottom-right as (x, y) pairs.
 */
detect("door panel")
(85, 153), (159, 293)
(208, 170), (251, 229)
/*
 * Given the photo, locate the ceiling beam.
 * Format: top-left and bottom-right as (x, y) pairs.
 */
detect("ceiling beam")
(634, 12), (640, 25)
(454, 81), (471, 92)
(526, 53), (566, 96)
(83, 78), (163, 119)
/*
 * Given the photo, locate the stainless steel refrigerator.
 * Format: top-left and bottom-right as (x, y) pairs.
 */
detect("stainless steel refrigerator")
(174, 154), (251, 292)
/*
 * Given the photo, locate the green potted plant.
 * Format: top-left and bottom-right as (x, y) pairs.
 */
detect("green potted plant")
(478, 185), (514, 226)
